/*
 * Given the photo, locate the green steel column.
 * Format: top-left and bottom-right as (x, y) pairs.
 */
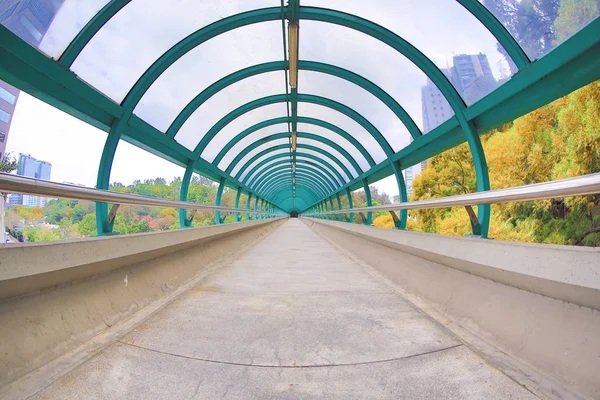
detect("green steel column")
(179, 160), (195, 228)
(253, 197), (260, 220)
(214, 177), (225, 225)
(391, 160), (408, 229)
(345, 188), (354, 223)
(324, 201), (329, 220)
(246, 193), (253, 220)
(95, 120), (124, 235)
(363, 179), (373, 225)
(329, 197), (335, 220)
(234, 187), (242, 222)
(336, 193), (343, 222)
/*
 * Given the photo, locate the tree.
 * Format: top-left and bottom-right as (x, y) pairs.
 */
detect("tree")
(0, 152), (18, 173)
(77, 213), (97, 236)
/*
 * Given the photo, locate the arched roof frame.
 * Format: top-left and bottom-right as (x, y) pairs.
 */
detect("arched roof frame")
(253, 164), (337, 195)
(255, 168), (335, 197)
(5, 0), (599, 237)
(262, 174), (329, 200)
(249, 160), (337, 191)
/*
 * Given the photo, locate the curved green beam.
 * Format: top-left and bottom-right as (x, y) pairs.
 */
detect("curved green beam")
(168, 60), (421, 141)
(275, 189), (317, 208)
(212, 116), (376, 168)
(279, 196), (310, 212)
(267, 181), (322, 205)
(224, 132), (361, 178)
(218, 132), (363, 176)
(249, 159), (339, 191)
(193, 93), (394, 161)
(58, 0), (132, 67)
(266, 181), (320, 204)
(236, 147), (347, 187)
(260, 172), (331, 201)
(260, 171), (331, 197)
(254, 164), (336, 195)
(264, 179), (326, 204)
(255, 165), (337, 195)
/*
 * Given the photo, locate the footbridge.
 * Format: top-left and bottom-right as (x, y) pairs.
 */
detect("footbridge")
(1, 1), (600, 399)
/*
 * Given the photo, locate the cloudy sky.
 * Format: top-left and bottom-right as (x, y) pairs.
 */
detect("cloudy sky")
(6, 0), (509, 201)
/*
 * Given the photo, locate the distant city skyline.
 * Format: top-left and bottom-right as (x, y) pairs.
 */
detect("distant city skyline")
(9, 153), (52, 207)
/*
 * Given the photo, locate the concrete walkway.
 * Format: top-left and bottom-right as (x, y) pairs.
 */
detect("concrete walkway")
(33, 219), (537, 399)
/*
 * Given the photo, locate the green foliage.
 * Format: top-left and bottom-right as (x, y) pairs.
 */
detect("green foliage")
(8, 176), (225, 242)
(407, 80), (600, 246)
(0, 152), (18, 173)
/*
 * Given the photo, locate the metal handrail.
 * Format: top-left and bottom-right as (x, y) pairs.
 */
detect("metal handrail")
(0, 174), (275, 214)
(303, 173), (600, 215)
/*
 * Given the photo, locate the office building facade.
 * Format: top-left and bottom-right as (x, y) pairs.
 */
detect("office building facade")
(0, 0), (64, 157)
(9, 153), (52, 207)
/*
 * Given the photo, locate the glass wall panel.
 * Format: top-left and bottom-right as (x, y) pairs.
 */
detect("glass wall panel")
(217, 123), (289, 171)
(303, 1), (513, 105)
(298, 102), (387, 164)
(137, 62), (285, 133)
(296, 122), (371, 170)
(197, 103), (288, 160)
(481, 0), (599, 61)
(73, 12), (281, 102)
(297, 137), (358, 178)
(298, 70), (411, 152)
(226, 137), (288, 175)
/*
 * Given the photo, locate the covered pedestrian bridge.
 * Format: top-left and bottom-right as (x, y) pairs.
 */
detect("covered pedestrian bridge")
(1, 1), (599, 399)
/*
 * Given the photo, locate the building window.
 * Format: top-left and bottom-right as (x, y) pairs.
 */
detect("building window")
(0, 132), (5, 143)
(0, 109), (11, 123)
(20, 15), (43, 42)
(0, 86), (16, 105)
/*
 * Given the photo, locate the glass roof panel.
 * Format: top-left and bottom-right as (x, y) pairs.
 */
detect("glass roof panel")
(39, 0), (109, 58)
(217, 123), (289, 171)
(1, 0), (68, 50)
(303, 1), (513, 105)
(138, 70), (285, 134)
(296, 122), (370, 171)
(248, 163), (292, 188)
(237, 147), (290, 181)
(295, 155), (343, 187)
(72, 9), (280, 102)
(297, 137), (358, 177)
(226, 137), (288, 175)
(298, 70), (411, 152)
(197, 103), (288, 160)
(481, 1), (599, 61)
(298, 102), (387, 164)
(297, 147), (352, 182)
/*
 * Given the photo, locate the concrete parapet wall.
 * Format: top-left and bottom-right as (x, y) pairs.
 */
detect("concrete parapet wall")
(304, 218), (600, 399)
(0, 218), (285, 387)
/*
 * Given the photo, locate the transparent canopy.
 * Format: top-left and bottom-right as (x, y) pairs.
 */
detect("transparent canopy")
(1, 0), (597, 214)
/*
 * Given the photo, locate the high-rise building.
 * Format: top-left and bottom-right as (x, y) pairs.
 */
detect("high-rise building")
(421, 71), (453, 134)
(9, 153), (52, 207)
(0, 0), (64, 157)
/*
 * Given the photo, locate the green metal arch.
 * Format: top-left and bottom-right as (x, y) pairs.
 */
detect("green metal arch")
(275, 188), (318, 207)
(266, 180), (323, 204)
(167, 60), (422, 141)
(236, 146), (347, 187)
(262, 174), (329, 200)
(265, 179), (322, 203)
(254, 164), (337, 195)
(194, 93), (394, 159)
(256, 167), (335, 197)
(248, 159), (339, 190)
(224, 132), (361, 177)
(212, 116), (376, 168)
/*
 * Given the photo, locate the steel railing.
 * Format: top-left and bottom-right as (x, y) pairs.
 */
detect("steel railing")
(0, 174), (276, 215)
(303, 172), (600, 215)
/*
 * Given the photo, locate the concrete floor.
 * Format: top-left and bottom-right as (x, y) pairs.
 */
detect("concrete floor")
(32, 219), (538, 399)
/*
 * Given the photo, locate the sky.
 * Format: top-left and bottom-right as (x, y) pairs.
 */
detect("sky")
(5, 0), (510, 201)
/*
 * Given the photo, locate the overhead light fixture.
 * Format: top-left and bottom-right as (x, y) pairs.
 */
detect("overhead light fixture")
(292, 162), (296, 173)
(288, 22), (299, 88)
(291, 131), (297, 151)
(293, 176), (296, 185)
